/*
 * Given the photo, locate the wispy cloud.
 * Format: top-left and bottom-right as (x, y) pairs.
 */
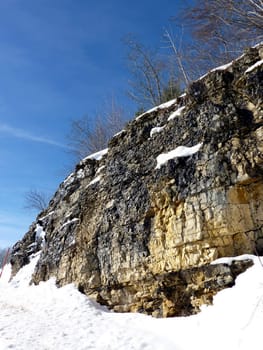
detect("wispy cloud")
(0, 123), (69, 149)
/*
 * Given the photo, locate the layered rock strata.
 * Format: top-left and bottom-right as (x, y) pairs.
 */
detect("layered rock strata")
(11, 44), (263, 317)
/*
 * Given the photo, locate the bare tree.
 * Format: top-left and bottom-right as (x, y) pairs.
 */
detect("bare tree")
(170, 0), (263, 80)
(24, 189), (49, 212)
(124, 35), (182, 109)
(125, 36), (165, 109)
(68, 98), (127, 161)
(104, 98), (127, 137)
(163, 28), (190, 86)
(69, 115), (107, 160)
(183, 0), (262, 44)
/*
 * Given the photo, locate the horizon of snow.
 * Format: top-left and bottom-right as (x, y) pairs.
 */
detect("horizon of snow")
(0, 254), (262, 349)
(156, 143), (202, 169)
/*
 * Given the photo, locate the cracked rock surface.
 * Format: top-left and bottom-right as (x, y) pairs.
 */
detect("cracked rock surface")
(11, 44), (263, 317)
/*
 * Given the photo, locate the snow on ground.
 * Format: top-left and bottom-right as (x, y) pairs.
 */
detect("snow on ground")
(0, 254), (263, 350)
(156, 143), (202, 169)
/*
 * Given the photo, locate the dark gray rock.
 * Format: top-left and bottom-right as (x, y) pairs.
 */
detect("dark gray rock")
(10, 43), (263, 317)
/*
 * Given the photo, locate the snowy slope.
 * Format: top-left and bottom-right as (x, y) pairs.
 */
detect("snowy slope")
(0, 255), (263, 350)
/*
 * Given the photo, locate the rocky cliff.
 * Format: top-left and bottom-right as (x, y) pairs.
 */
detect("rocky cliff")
(11, 44), (263, 317)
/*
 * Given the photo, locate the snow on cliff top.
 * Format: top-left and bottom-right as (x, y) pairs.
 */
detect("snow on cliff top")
(136, 98), (178, 120)
(1, 254), (263, 349)
(135, 42), (262, 125)
(84, 148), (109, 161)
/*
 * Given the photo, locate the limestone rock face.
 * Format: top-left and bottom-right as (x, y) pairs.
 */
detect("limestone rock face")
(11, 44), (263, 317)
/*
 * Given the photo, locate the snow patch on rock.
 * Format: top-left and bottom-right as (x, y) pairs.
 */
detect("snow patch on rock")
(156, 143), (203, 169)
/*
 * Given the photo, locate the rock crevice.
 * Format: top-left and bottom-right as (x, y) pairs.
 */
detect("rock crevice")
(11, 44), (263, 317)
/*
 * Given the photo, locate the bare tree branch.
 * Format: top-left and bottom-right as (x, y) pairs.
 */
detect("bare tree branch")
(68, 99), (127, 161)
(163, 28), (190, 86)
(124, 35), (182, 109)
(24, 189), (49, 212)
(169, 0), (262, 81)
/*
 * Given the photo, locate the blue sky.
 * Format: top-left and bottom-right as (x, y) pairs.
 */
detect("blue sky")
(0, 0), (181, 247)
